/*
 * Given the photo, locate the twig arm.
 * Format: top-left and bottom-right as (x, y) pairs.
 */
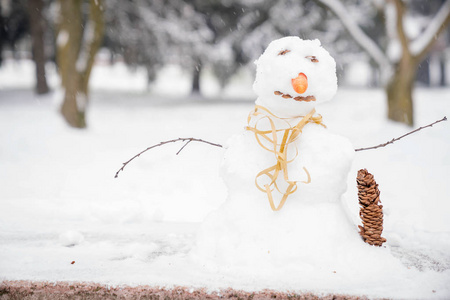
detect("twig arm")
(115, 117), (446, 178)
(355, 116), (447, 152)
(114, 138), (223, 178)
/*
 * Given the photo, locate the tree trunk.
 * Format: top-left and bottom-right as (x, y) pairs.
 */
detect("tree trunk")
(191, 64), (202, 95)
(439, 56), (446, 86)
(28, 0), (49, 94)
(416, 56), (430, 86)
(386, 56), (417, 126)
(57, 0), (83, 127)
(0, 5), (4, 66)
(57, 0), (104, 129)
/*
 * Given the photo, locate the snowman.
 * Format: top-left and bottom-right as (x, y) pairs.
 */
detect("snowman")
(192, 37), (383, 271)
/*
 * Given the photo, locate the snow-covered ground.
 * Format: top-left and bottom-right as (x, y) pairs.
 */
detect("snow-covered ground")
(1, 60), (450, 299)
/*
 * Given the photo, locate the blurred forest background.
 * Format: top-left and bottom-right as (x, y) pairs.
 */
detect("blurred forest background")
(0, 0), (449, 128)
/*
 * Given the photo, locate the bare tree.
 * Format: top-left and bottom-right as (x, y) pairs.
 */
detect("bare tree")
(316, 0), (450, 126)
(56, 0), (104, 128)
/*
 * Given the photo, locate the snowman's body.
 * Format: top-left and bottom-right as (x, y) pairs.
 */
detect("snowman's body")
(192, 37), (371, 269)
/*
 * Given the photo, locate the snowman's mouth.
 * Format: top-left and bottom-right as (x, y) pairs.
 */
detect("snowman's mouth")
(274, 91), (316, 102)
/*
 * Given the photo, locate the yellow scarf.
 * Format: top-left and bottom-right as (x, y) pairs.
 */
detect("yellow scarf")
(246, 105), (325, 211)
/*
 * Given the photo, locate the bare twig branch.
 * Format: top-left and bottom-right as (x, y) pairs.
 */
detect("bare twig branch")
(355, 116), (447, 152)
(114, 138), (223, 178)
(176, 140), (192, 155)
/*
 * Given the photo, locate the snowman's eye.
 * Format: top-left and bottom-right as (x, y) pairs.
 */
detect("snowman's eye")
(306, 56), (319, 63)
(278, 49), (291, 56)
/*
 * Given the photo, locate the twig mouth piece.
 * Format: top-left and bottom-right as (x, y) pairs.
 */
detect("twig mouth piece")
(274, 91), (316, 102)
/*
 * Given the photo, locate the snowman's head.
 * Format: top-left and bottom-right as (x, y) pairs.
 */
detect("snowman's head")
(253, 37), (337, 117)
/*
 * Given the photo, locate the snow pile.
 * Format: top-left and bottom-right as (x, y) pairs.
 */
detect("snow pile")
(59, 231), (85, 247)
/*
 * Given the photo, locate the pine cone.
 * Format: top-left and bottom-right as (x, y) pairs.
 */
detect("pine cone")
(357, 169), (386, 246)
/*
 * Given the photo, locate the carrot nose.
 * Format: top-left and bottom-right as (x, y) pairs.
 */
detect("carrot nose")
(291, 73), (308, 94)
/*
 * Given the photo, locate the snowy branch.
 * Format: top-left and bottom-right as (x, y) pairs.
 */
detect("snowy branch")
(114, 138), (223, 178)
(410, 0), (450, 59)
(316, 0), (390, 70)
(355, 116), (447, 152)
(392, 0), (409, 57)
(77, 0), (104, 95)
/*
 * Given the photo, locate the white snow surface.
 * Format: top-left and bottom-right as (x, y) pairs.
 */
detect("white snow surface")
(1, 59), (450, 299)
